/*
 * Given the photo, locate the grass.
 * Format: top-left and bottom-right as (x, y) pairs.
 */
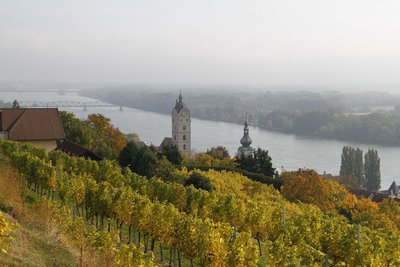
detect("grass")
(0, 163), (78, 267)
(0, 212), (77, 267)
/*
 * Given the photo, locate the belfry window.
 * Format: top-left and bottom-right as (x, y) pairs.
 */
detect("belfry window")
(183, 135), (186, 140)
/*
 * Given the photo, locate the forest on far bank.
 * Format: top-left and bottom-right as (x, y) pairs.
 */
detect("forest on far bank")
(82, 88), (400, 146)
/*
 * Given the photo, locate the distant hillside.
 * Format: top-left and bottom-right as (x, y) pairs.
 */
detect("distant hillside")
(82, 88), (400, 146)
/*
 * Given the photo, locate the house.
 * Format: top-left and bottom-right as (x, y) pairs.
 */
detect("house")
(0, 108), (65, 151)
(157, 137), (173, 153)
(56, 140), (102, 161)
(386, 181), (400, 197)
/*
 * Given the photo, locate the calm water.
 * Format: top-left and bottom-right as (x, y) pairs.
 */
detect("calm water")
(1, 91), (399, 189)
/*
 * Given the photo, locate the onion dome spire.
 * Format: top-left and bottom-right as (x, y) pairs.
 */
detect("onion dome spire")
(179, 89), (183, 103)
(240, 117), (252, 147)
(174, 90), (186, 113)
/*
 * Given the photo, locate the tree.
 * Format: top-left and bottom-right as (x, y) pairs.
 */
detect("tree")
(155, 157), (179, 182)
(59, 111), (93, 147)
(340, 146), (364, 187)
(236, 147), (275, 177)
(364, 149), (381, 191)
(207, 146), (230, 160)
(12, 100), (19, 108)
(85, 114), (127, 159)
(133, 146), (158, 178)
(184, 172), (213, 192)
(118, 141), (140, 168)
(125, 133), (140, 143)
(160, 144), (182, 165)
(118, 141), (158, 178)
(282, 170), (357, 212)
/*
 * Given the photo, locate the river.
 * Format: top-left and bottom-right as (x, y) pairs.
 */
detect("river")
(1, 91), (398, 190)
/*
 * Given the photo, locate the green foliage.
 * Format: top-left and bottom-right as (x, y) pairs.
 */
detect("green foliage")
(206, 146), (230, 160)
(184, 172), (213, 192)
(339, 146), (381, 191)
(85, 113), (127, 159)
(155, 157), (182, 183)
(340, 146), (364, 187)
(59, 111), (92, 146)
(118, 141), (140, 168)
(159, 144), (182, 165)
(364, 149), (381, 191)
(59, 111), (127, 159)
(236, 147), (275, 177)
(183, 164), (282, 189)
(119, 141), (158, 178)
(134, 146), (158, 178)
(264, 110), (400, 146)
(125, 132), (140, 143)
(12, 100), (19, 109)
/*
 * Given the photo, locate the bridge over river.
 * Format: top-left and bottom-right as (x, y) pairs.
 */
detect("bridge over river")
(19, 101), (123, 111)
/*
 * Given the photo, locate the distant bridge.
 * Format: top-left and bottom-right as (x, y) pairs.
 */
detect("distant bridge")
(19, 101), (123, 111)
(0, 89), (81, 93)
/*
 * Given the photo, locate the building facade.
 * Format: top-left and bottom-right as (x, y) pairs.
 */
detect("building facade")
(171, 92), (191, 154)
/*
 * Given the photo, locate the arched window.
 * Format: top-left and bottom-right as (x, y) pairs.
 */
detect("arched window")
(174, 135), (176, 140)
(183, 135), (186, 140)
(183, 144), (186, 150)
(183, 126), (186, 130)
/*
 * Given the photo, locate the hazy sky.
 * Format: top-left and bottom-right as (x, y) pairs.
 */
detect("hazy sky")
(1, 0), (400, 91)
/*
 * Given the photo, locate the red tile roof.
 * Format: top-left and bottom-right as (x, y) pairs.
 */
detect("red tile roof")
(56, 140), (102, 161)
(0, 108), (65, 141)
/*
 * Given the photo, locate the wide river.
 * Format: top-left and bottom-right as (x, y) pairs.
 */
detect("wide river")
(1, 91), (399, 189)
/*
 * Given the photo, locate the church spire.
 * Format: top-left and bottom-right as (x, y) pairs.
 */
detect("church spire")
(240, 117), (252, 147)
(237, 115), (254, 158)
(179, 90), (183, 103)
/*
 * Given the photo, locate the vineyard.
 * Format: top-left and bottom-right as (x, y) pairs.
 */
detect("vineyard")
(1, 139), (400, 266)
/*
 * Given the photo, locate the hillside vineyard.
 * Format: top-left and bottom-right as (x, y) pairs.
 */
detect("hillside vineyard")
(1, 139), (400, 266)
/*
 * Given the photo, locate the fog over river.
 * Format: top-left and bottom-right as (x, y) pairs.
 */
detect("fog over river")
(1, 91), (399, 190)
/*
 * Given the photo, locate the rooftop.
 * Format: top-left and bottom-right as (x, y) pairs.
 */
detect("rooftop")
(0, 108), (65, 141)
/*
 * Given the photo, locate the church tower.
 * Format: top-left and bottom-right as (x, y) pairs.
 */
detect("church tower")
(172, 91), (191, 154)
(237, 118), (254, 158)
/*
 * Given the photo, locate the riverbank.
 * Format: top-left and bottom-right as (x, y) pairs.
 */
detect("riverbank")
(1, 90), (398, 189)
(80, 89), (400, 148)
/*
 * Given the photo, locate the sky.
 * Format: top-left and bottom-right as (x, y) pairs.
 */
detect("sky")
(1, 0), (400, 91)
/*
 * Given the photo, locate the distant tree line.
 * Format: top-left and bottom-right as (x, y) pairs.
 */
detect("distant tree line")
(260, 111), (400, 146)
(82, 89), (400, 146)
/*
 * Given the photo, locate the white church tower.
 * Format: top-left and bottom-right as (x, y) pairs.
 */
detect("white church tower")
(172, 91), (191, 154)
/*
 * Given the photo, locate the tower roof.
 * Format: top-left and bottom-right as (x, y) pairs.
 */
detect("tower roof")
(240, 118), (252, 147)
(388, 181), (400, 196)
(173, 91), (190, 114)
